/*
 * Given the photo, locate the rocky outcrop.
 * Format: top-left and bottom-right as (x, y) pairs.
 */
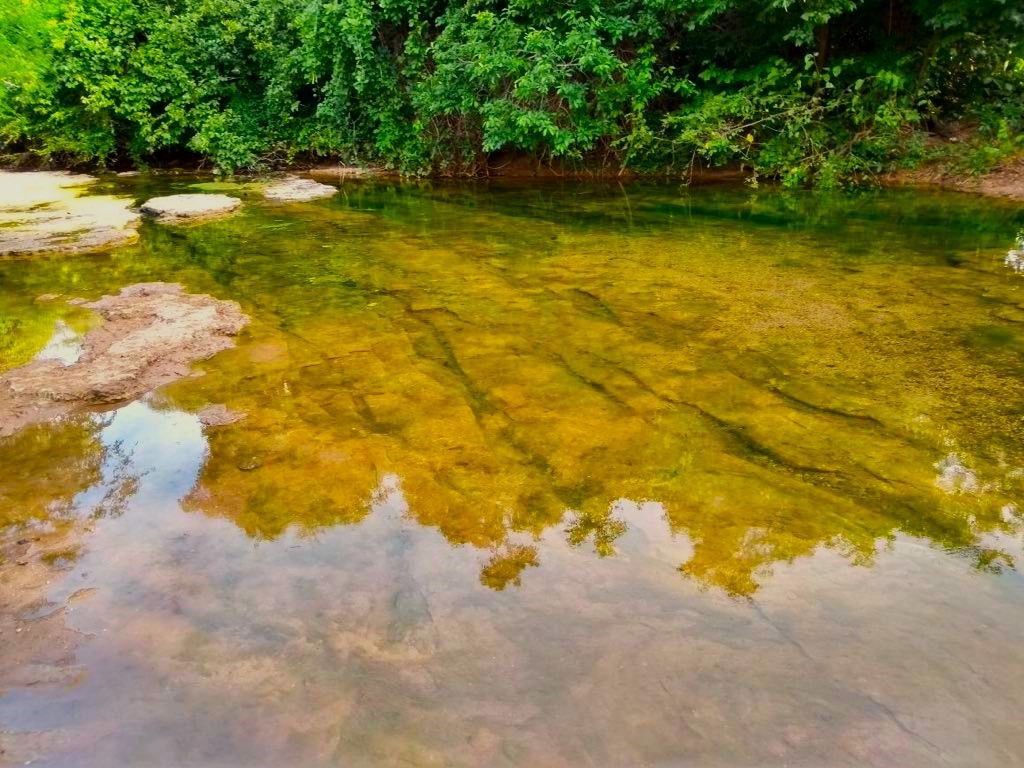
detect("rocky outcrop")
(263, 176), (338, 202)
(140, 193), (241, 221)
(0, 172), (140, 256)
(0, 283), (249, 436)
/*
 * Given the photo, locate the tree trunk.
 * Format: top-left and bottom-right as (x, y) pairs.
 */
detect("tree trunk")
(815, 24), (830, 70)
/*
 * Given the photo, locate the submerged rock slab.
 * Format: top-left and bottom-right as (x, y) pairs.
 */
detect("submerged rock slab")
(0, 283), (248, 436)
(197, 403), (246, 426)
(263, 176), (338, 202)
(0, 171), (140, 256)
(140, 194), (241, 221)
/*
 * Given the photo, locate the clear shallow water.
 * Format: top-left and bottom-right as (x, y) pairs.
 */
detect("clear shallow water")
(1, 179), (1024, 766)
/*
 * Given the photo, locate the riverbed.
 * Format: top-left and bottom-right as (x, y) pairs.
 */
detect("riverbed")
(1, 176), (1023, 766)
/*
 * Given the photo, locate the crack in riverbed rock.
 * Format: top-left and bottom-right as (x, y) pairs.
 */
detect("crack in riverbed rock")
(0, 172), (140, 256)
(0, 283), (248, 436)
(140, 194), (242, 222)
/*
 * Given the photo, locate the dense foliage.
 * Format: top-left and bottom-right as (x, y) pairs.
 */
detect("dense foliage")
(2, 0), (1022, 183)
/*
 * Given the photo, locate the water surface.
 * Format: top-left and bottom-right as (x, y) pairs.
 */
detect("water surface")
(1, 179), (1023, 766)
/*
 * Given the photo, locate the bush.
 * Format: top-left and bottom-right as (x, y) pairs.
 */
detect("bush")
(1, 0), (1021, 183)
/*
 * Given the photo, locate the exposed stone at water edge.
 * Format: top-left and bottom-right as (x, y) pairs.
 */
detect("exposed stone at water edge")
(307, 164), (384, 181)
(0, 283), (249, 436)
(1006, 248), (1023, 273)
(263, 176), (338, 202)
(0, 171), (140, 256)
(140, 193), (242, 221)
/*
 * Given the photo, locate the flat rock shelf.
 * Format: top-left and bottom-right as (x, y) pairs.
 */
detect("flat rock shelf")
(140, 193), (242, 221)
(263, 176), (339, 202)
(0, 283), (248, 436)
(0, 171), (140, 256)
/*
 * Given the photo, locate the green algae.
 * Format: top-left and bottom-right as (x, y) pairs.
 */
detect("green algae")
(189, 180), (266, 194)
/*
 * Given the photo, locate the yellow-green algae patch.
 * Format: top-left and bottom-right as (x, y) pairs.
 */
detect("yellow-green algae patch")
(0, 417), (103, 528)
(0, 299), (95, 374)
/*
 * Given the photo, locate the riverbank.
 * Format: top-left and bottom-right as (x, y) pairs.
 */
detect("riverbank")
(882, 156), (1024, 202)
(5, 152), (1022, 202)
